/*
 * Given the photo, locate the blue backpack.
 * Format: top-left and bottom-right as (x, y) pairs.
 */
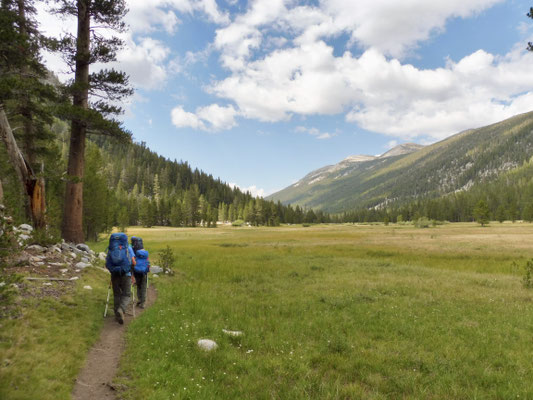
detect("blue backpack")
(106, 233), (131, 275)
(134, 249), (150, 274)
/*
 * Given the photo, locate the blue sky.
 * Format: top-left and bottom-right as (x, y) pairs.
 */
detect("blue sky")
(38, 0), (533, 196)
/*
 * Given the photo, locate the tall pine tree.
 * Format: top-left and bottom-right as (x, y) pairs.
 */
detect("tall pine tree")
(53, 0), (132, 242)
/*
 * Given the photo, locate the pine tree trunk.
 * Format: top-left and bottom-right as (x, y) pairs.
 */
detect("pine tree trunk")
(62, 0), (90, 243)
(0, 103), (46, 228)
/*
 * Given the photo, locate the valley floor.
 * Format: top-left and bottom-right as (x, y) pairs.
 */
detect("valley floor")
(94, 223), (533, 399)
(3, 222), (533, 399)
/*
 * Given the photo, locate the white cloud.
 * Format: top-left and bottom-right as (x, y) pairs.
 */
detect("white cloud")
(296, 126), (336, 140)
(228, 183), (265, 198)
(171, 104), (238, 131)
(171, 106), (205, 129)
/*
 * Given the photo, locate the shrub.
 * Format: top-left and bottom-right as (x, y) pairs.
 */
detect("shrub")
(414, 217), (430, 228)
(522, 259), (533, 288)
(158, 245), (175, 275)
(232, 219), (244, 227)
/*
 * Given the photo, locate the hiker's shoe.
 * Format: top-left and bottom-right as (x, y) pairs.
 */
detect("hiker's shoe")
(116, 309), (124, 324)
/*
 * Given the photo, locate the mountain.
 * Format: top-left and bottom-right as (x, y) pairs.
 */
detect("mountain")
(268, 111), (533, 213)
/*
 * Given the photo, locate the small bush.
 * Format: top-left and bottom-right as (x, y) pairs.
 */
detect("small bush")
(31, 227), (61, 247)
(414, 217), (430, 228)
(158, 245), (175, 275)
(232, 219), (244, 227)
(522, 259), (533, 288)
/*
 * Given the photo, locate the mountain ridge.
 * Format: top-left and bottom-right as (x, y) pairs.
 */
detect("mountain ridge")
(268, 111), (533, 213)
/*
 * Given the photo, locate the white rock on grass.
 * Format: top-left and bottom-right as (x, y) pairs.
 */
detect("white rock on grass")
(27, 244), (46, 253)
(76, 244), (90, 253)
(70, 276), (79, 281)
(18, 224), (33, 232)
(83, 285), (92, 290)
(152, 274), (159, 278)
(151, 265), (163, 274)
(222, 329), (244, 337)
(75, 262), (92, 269)
(197, 339), (218, 352)
(18, 234), (30, 242)
(60, 269), (68, 274)
(98, 252), (107, 261)
(81, 257), (90, 264)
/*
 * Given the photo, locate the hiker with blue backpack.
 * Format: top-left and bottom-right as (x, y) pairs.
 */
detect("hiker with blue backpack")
(131, 236), (150, 309)
(105, 233), (136, 324)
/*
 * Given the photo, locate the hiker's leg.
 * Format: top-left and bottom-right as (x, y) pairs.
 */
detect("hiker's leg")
(139, 274), (147, 304)
(111, 274), (121, 313)
(134, 273), (142, 303)
(119, 274), (131, 313)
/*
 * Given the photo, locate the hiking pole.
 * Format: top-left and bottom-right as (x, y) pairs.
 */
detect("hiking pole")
(104, 283), (111, 317)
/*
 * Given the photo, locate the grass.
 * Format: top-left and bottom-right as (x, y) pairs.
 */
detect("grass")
(0, 267), (110, 400)
(105, 223), (533, 399)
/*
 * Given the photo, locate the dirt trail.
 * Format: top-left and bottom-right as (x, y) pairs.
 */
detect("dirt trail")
(72, 284), (157, 400)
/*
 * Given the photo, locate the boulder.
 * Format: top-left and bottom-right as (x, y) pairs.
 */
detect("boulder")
(18, 224), (33, 233)
(18, 234), (30, 242)
(75, 262), (92, 270)
(76, 243), (91, 253)
(151, 265), (163, 274)
(197, 339), (218, 352)
(98, 252), (107, 261)
(81, 257), (90, 264)
(83, 285), (92, 290)
(61, 243), (73, 252)
(26, 244), (46, 253)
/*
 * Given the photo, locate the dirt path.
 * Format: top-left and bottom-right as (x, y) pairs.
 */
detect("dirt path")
(72, 284), (157, 400)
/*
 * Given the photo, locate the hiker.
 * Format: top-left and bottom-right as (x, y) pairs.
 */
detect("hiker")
(105, 232), (136, 324)
(131, 236), (150, 308)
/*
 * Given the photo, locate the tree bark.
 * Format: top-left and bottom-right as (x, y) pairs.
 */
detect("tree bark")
(62, 0), (90, 243)
(0, 103), (46, 228)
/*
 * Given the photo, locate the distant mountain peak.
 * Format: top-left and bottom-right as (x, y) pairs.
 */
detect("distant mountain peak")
(380, 143), (424, 158)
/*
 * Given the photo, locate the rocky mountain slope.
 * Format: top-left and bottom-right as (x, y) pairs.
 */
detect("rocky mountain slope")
(268, 111), (533, 213)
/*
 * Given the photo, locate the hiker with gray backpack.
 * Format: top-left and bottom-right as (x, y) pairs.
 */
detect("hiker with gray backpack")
(105, 233), (136, 324)
(131, 236), (150, 308)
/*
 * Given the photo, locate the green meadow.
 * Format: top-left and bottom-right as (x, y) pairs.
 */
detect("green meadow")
(91, 223), (533, 399)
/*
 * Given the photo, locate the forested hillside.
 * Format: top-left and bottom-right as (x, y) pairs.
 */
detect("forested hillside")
(0, 119), (330, 241)
(270, 111), (533, 217)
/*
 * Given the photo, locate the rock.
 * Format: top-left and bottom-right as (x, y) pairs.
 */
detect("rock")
(197, 339), (218, 352)
(27, 244), (46, 253)
(222, 329), (244, 337)
(83, 285), (92, 290)
(152, 274), (159, 278)
(76, 243), (90, 253)
(60, 269), (68, 274)
(151, 265), (163, 274)
(0, 282), (5, 287)
(11, 283), (19, 289)
(18, 224), (33, 233)
(89, 250), (95, 256)
(81, 257), (90, 264)
(70, 276), (79, 281)
(61, 243), (73, 252)
(43, 282), (52, 286)
(75, 262), (92, 269)
(49, 246), (61, 253)
(98, 252), (107, 261)
(18, 234), (30, 242)
(69, 252), (77, 259)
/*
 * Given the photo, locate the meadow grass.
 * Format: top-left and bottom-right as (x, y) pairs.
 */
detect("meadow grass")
(0, 267), (110, 400)
(109, 223), (533, 399)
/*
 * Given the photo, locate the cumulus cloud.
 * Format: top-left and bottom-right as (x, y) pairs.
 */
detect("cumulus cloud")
(228, 183), (265, 198)
(206, 0), (533, 140)
(171, 104), (238, 131)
